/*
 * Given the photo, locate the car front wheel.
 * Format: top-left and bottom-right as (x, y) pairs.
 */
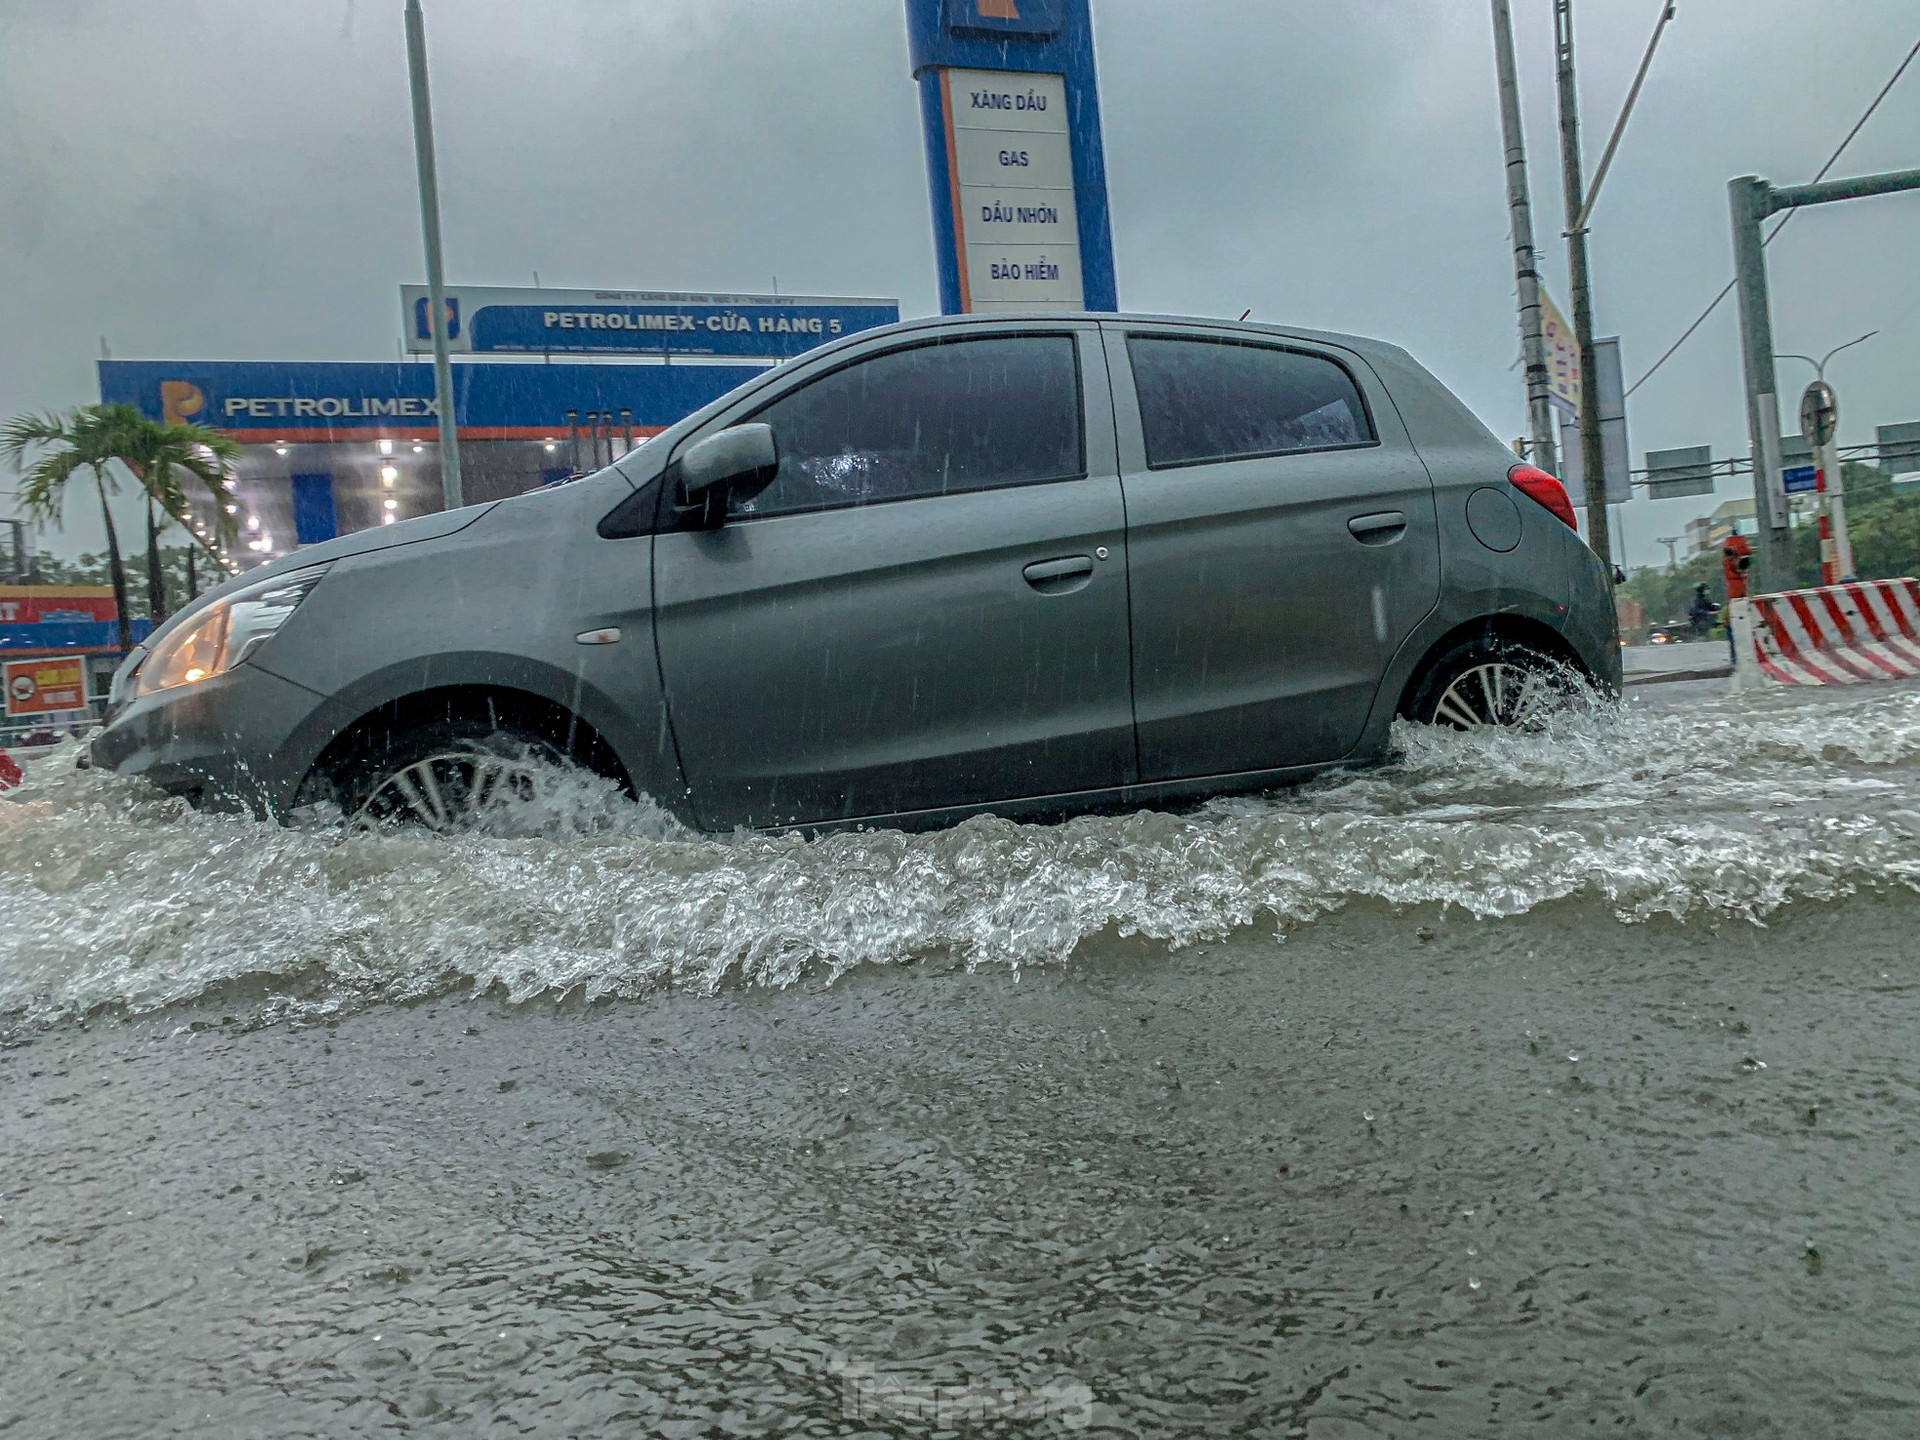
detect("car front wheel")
(336, 721), (568, 831)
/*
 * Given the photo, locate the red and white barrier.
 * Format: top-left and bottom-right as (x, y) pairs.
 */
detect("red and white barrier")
(1733, 578), (1920, 688)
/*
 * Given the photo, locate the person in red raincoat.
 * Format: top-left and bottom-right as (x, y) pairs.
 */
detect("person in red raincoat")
(1722, 534), (1754, 664)
(1722, 534), (1753, 600)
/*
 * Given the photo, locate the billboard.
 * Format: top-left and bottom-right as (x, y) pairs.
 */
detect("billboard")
(399, 286), (900, 359)
(1539, 288), (1581, 417)
(0, 587), (145, 657)
(5, 655), (88, 718)
(1559, 335), (1629, 507)
(905, 0), (1117, 315)
(939, 68), (1084, 311)
(0, 586), (117, 626)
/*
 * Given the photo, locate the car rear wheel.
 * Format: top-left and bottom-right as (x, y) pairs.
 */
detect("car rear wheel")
(338, 721), (568, 831)
(1405, 639), (1579, 731)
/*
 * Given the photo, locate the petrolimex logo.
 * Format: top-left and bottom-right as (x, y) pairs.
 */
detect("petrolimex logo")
(159, 379), (207, 426)
(413, 295), (461, 342)
(946, 0), (1062, 40)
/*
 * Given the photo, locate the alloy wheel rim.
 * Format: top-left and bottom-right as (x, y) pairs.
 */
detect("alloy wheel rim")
(351, 750), (543, 831)
(1431, 662), (1557, 730)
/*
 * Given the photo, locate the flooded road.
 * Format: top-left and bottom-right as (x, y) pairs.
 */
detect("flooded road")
(5, 681), (1920, 1435)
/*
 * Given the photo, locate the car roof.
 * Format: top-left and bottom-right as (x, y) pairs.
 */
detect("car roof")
(858, 309), (1390, 358)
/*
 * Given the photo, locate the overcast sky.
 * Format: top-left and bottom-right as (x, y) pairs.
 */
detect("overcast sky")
(1, 0), (1915, 564)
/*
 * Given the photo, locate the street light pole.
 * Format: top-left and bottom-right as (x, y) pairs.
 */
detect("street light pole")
(1731, 169), (1920, 594)
(405, 0), (463, 512)
(1491, 0), (1558, 473)
(1553, 0), (1612, 569)
(1729, 176), (1788, 594)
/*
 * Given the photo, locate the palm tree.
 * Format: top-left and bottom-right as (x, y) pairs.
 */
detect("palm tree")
(1, 404), (240, 645)
(114, 412), (242, 621)
(4, 406), (138, 647)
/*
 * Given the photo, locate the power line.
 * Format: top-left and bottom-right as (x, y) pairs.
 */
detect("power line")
(1625, 32), (1920, 398)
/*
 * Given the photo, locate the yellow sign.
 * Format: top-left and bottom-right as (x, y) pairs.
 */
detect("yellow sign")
(1540, 288), (1581, 416)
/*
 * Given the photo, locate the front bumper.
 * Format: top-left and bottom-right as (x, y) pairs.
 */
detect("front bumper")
(86, 662), (329, 816)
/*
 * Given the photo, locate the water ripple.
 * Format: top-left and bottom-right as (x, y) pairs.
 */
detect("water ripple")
(6, 684), (1920, 1021)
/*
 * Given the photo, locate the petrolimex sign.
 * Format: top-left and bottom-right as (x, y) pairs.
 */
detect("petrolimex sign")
(399, 286), (899, 360)
(99, 360), (767, 444)
(944, 69), (1082, 311)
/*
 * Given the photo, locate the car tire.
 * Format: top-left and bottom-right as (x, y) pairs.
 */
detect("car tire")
(1404, 637), (1582, 731)
(332, 719), (570, 831)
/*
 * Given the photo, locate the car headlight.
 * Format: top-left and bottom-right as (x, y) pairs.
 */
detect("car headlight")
(127, 564), (331, 700)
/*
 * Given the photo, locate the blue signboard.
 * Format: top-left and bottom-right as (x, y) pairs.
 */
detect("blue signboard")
(904, 0), (1117, 314)
(399, 285), (900, 359)
(0, 619), (151, 654)
(99, 360), (766, 443)
(1782, 464), (1820, 495)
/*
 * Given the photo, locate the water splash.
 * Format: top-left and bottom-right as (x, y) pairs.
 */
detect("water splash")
(5, 683), (1920, 1023)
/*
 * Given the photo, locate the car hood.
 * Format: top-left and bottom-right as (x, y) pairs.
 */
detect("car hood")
(137, 503), (497, 651)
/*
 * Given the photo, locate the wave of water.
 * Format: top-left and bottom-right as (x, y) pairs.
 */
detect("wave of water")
(5, 681), (1920, 1023)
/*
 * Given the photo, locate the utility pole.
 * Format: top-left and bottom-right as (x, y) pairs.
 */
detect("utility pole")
(1491, 0), (1558, 473)
(405, 0), (463, 511)
(1657, 535), (1681, 572)
(3, 518), (26, 583)
(1554, 0), (1612, 569)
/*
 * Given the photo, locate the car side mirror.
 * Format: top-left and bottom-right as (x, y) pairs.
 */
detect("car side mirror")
(675, 423), (779, 528)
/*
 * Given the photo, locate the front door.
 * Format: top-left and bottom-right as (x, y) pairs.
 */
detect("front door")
(1108, 326), (1440, 780)
(653, 327), (1134, 830)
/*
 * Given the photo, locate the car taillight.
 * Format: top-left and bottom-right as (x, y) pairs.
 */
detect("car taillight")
(1508, 463), (1578, 531)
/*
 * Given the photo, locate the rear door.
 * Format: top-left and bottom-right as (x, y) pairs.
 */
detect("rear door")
(1106, 324), (1439, 780)
(652, 325), (1135, 830)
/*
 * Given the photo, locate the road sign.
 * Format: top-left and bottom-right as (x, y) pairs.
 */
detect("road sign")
(1782, 464), (1820, 495)
(1800, 380), (1839, 448)
(1645, 444), (1715, 500)
(4, 654), (88, 718)
(1879, 420), (1920, 471)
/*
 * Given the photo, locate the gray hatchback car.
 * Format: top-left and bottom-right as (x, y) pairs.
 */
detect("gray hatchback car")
(89, 313), (1620, 831)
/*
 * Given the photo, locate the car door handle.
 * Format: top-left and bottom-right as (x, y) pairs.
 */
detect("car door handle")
(1347, 511), (1407, 545)
(1022, 555), (1096, 593)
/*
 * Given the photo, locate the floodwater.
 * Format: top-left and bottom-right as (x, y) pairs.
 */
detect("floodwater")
(4, 681), (1920, 1436)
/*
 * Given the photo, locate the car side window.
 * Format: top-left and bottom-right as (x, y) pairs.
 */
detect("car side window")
(734, 334), (1083, 518)
(1126, 335), (1375, 470)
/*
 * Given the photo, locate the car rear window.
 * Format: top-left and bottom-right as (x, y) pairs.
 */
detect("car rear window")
(738, 334), (1083, 517)
(1127, 336), (1374, 469)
